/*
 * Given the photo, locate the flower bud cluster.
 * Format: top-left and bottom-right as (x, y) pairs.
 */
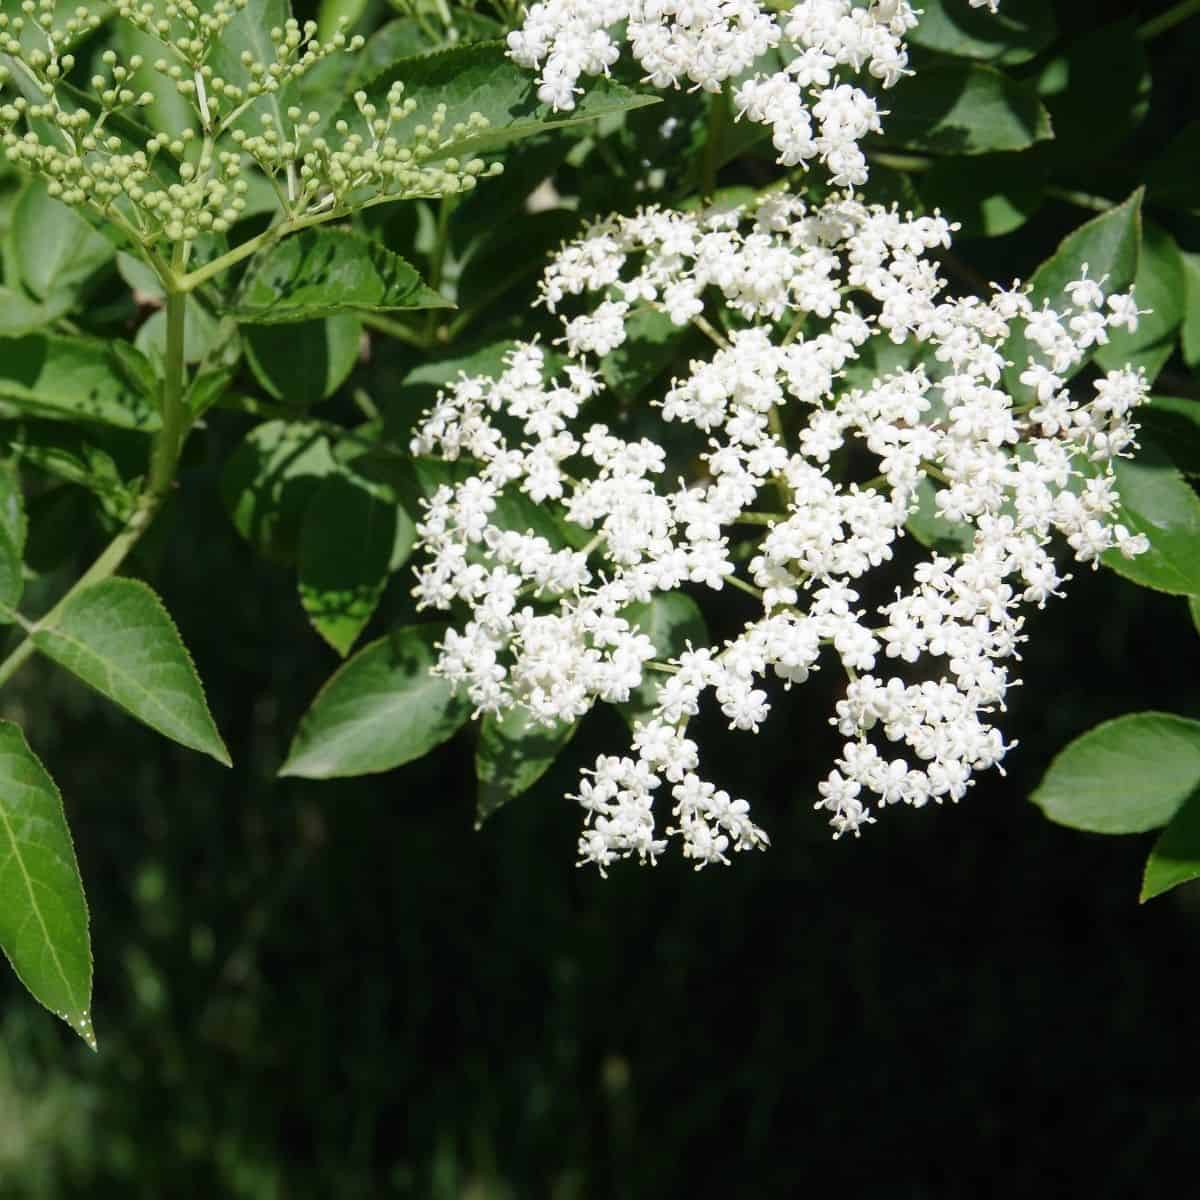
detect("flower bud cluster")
(0, 0), (498, 249)
(410, 193), (1146, 871)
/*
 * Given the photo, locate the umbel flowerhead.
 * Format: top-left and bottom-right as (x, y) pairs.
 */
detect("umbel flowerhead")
(0, 0), (500, 255)
(410, 193), (1149, 873)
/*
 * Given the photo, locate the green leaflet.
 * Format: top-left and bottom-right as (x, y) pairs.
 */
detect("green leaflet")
(0, 333), (161, 431)
(1031, 712), (1200, 834)
(11, 180), (115, 304)
(0, 461), (24, 619)
(1101, 438), (1200, 597)
(907, 0), (1056, 65)
(1093, 221), (1185, 385)
(233, 230), (450, 324)
(475, 707), (577, 828)
(616, 592), (708, 730)
(280, 623), (472, 778)
(221, 420), (339, 564)
(244, 315), (363, 406)
(881, 62), (1052, 156)
(1142, 791), (1200, 902)
(904, 476), (976, 558)
(349, 40), (660, 163)
(297, 471), (410, 656)
(32, 578), (231, 766)
(1002, 190), (1142, 399)
(0, 720), (94, 1048)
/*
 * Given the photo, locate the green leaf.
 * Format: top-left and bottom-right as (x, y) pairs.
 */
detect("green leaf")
(0, 721), (93, 1048)
(905, 476), (976, 556)
(914, 152), (1046, 239)
(1181, 252), (1200, 369)
(0, 333), (161, 430)
(206, 0), (295, 136)
(2, 420), (140, 520)
(1100, 438), (1200, 597)
(600, 305), (695, 403)
(280, 623), (471, 778)
(1031, 711), (1200, 834)
(135, 300), (224, 370)
(221, 420), (339, 564)
(1035, 21), (1150, 173)
(1190, 594), (1200, 638)
(475, 707), (577, 828)
(1093, 221), (1185, 384)
(1138, 397), (1200, 478)
(1145, 122), (1200, 214)
(1002, 190), (1142, 398)
(352, 40), (659, 163)
(233, 230), (450, 324)
(615, 592), (707, 730)
(244, 315), (362, 406)
(32, 579), (231, 765)
(1142, 790), (1200, 902)
(907, 0), (1056, 65)
(297, 472), (401, 656)
(0, 461), (24, 618)
(11, 180), (115, 303)
(882, 63), (1052, 156)
(0, 286), (59, 337)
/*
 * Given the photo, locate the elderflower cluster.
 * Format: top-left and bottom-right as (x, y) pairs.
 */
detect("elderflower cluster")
(0, 0), (497, 247)
(410, 193), (1147, 872)
(510, 1), (1001, 186)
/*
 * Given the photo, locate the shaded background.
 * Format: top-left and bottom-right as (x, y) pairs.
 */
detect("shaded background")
(3, 0), (1200, 1196)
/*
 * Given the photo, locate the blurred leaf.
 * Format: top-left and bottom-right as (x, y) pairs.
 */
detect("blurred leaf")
(0, 721), (93, 1048)
(0, 333), (161, 430)
(1182, 252), (1200, 369)
(221, 420), (338, 564)
(1093, 220), (1184, 384)
(233, 230), (450, 324)
(1142, 790), (1200, 902)
(475, 707), (577, 827)
(616, 592), (707, 730)
(1003, 189), (1142, 398)
(908, 0), (1056, 65)
(905, 476), (975, 556)
(317, 0), (367, 40)
(1101, 438), (1200, 597)
(1031, 711), (1200, 833)
(297, 472), (400, 656)
(1145, 122), (1200, 213)
(280, 623), (471, 778)
(883, 63), (1052, 156)
(351, 41), (660, 162)
(2, 420), (140, 520)
(135, 300), (223, 369)
(207, 0), (295, 135)
(0, 286), (59, 337)
(244, 315), (362, 406)
(914, 152), (1045, 238)
(0, 462), (23, 618)
(115, 22), (198, 141)
(11, 180), (114, 303)
(1190, 594), (1200, 637)
(1035, 21), (1149, 173)
(1139, 396), (1200, 478)
(187, 367), (235, 418)
(32, 578), (231, 765)
(600, 305), (694, 403)
(22, 485), (96, 574)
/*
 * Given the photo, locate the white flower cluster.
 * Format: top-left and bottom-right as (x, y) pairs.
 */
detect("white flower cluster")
(410, 193), (1147, 872)
(508, 0), (997, 186)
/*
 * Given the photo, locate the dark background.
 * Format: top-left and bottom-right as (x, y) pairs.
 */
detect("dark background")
(2, 1), (1200, 1196)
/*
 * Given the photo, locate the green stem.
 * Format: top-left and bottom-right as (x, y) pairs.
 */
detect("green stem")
(867, 150), (935, 173)
(733, 511), (787, 525)
(1138, 0), (1200, 39)
(360, 311), (429, 349)
(701, 90), (727, 198)
(1045, 185), (1114, 214)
